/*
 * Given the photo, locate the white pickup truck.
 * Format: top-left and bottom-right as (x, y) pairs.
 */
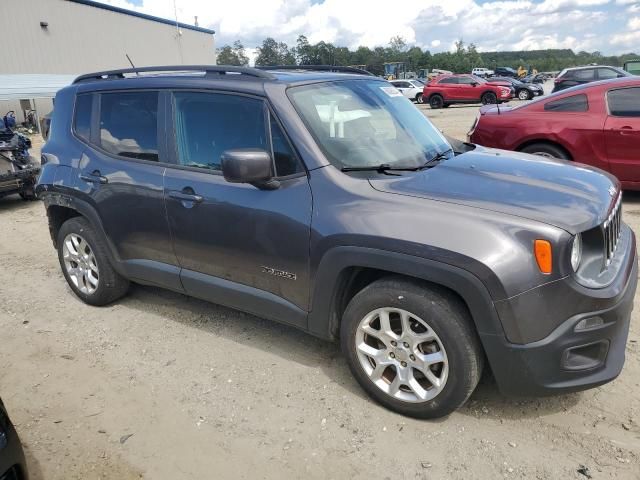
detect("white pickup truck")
(471, 67), (494, 78)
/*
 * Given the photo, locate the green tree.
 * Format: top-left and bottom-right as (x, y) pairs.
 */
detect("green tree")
(255, 38), (296, 66)
(216, 40), (249, 66)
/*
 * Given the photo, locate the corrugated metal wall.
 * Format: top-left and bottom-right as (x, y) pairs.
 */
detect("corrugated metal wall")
(0, 0), (216, 75)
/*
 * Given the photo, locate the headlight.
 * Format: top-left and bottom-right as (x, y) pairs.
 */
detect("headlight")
(571, 233), (582, 271)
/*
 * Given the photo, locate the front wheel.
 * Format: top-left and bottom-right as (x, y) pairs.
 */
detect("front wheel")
(340, 277), (484, 419)
(481, 92), (497, 105)
(517, 89), (531, 100)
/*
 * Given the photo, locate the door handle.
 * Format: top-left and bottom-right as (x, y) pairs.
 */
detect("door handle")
(80, 171), (108, 184)
(619, 126), (634, 135)
(168, 190), (204, 204)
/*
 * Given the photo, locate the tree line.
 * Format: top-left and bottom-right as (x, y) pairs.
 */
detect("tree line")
(216, 35), (639, 75)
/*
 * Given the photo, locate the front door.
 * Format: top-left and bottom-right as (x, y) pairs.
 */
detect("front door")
(74, 90), (180, 290)
(604, 87), (640, 183)
(163, 91), (312, 327)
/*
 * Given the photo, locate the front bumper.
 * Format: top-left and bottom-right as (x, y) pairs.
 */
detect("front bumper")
(481, 229), (637, 396)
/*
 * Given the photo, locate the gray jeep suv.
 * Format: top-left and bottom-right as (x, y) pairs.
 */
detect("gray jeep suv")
(38, 65), (637, 418)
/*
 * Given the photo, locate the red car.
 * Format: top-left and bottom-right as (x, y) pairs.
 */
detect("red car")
(423, 74), (513, 109)
(469, 77), (640, 189)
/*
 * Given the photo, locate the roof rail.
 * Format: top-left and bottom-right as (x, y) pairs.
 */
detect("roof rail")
(256, 65), (375, 76)
(73, 65), (275, 84)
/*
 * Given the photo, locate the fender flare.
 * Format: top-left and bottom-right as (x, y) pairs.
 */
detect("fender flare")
(307, 246), (504, 340)
(42, 191), (126, 276)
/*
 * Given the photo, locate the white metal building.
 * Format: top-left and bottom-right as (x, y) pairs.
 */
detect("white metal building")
(0, 0), (216, 125)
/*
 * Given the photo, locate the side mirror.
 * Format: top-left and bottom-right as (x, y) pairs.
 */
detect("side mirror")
(471, 82), (478, 87)
(221, 148), (279, 190)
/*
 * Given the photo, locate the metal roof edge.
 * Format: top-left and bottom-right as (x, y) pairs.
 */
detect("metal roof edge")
(66, 0), (215, 35)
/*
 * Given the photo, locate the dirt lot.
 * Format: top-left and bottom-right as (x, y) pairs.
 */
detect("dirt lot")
(1, 99), (639, 480)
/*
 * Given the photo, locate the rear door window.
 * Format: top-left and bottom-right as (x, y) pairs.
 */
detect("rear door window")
(607, 88), (640, 117)
(572, 69), (595, 81)
(544, 94), (589, 112)
(98, 92), (159, 161)
(598, 68), (620, 80)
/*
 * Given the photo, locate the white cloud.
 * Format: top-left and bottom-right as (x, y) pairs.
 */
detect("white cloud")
(629, 16), (640, 29)
(95, 0), (638, 55)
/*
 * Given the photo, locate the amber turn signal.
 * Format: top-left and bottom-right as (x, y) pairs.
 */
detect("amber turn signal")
(534, 239), (552, 274)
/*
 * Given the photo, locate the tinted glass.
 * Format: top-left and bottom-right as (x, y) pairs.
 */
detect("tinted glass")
(608, 88), (640, 117)
(271, 117), (303, 176)
(572, 69), (595, 81)
(439, 77), (457, 84)
(99, 92), (158, 161)
(458, 76), (476, 84)
(174, 92), (267, 171)
(288, 80), (451, 170)
(544, 94), (589, 112)
(598, 68), (619, 80)
(74, 94), (92, 142)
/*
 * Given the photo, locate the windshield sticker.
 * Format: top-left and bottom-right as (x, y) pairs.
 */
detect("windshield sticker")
(380, 86), (403, 97)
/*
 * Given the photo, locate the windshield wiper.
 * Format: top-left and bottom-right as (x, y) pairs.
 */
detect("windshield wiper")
(417, 148), (454, 170)
(341, 163), (421, 173)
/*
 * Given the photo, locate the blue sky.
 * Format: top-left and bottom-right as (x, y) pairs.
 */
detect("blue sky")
(98, 0), (640, 55)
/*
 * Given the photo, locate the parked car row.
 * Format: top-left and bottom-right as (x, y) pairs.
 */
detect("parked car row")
(469, 76), (640, 189)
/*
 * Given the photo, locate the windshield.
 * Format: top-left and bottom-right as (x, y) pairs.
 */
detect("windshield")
(288, 80), (451, 169)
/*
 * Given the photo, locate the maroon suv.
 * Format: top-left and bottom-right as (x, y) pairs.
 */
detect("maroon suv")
(423, 74), (513, 109)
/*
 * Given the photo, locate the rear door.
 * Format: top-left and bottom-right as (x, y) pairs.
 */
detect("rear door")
(74, 89), (180, 290)
(604, 87), (640, 182)
(457, 76), (480, 100)
(163, 90), (312, 326)
(437, 77), (460, 100)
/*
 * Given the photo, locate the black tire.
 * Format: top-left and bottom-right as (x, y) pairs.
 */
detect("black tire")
(517, 89), (531, 100)
(415, 93), (424, 104)
(340, 276), (484, 419)
(520, 142), (570, 160)
(442, 103), (451, 108)
(57, 216), (129, 306)
(481, 92), (497, 105)
(429, 94), (444, 109)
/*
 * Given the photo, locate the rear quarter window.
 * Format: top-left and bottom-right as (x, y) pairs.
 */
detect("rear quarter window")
(544, 94), (589, 112)
(73, 94), (93, 142)
(608, 88), (640, 117)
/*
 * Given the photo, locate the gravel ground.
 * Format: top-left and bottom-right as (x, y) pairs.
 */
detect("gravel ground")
(1, 95), (639, 479)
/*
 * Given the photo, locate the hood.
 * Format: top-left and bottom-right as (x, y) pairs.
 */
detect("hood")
(486, 80), (511, 86)
(368, 147), (618, 234)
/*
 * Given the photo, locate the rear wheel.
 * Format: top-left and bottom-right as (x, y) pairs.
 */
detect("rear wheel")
(520, 142), (570, 160)
(415, 93), (424, 104)
(517, 89), (531, 100)
(340, 277), (484, 419)
(57, 216), (129, 306)
(481, 92), (497, 105)
(429, 94), (444, 109)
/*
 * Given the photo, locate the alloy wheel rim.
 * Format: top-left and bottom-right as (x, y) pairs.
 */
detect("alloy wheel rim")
(518, 90), (529, 100)
(355, 307), (449, 403)
(62, 233), (99, 294)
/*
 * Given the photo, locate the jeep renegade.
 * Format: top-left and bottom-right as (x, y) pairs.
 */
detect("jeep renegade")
(38, 65), (637, 418)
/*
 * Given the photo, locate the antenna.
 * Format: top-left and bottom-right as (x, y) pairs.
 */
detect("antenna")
(125, 54), (139, 76)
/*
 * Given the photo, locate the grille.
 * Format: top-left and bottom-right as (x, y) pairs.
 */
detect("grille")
(603, 193), (622, 266)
